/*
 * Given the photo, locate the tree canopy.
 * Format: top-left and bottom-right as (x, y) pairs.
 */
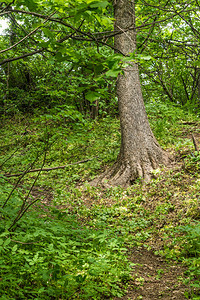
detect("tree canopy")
(0, 0), (199, 115)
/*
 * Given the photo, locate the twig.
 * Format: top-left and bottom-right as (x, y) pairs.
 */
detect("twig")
(11, 239), (41, 244)
(1, 153), (40, 208)
(191, 134), (199, 152)
(0, 147), (21, 168)
(0, 49), (44, 66)
(8, 132), (50, 231)
(0, 11), (57, 54)
(3, 158), (95, 178)
(8, 198), (41, 232)
(181, 121), (198, 125)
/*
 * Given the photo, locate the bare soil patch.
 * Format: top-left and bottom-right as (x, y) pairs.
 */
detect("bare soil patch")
(115, 248), (188, 300)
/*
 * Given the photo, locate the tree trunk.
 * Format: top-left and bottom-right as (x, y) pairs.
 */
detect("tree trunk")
(92, 0), (169, 187)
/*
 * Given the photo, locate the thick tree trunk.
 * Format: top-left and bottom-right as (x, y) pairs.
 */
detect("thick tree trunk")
(92, 0), (169, 187)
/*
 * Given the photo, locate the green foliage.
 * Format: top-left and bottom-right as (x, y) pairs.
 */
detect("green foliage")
(176, 223), (200, 299)
(1, 0), (199, 117)
(136, 0), (200, 108)
(0, 113), (125, 298)
(0, 0), (115, 117)
(146, 100), (196, 145)
(184, 152), (200, 173)
(180, 223), (200, 258)
(1, 80), (200, 299)
(0, 180), (129, 299)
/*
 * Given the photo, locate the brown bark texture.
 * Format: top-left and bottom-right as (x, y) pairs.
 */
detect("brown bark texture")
(92, 0), (169, 187)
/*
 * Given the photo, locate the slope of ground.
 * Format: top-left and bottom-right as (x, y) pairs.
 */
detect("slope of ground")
(0, 102), (199, 299)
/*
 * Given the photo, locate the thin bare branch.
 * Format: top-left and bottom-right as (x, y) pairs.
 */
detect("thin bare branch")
(192, 134), (200, 152)
(3, 158), (96, 178)
(0, 11), (56, 54)
(0, 49), (44, 65)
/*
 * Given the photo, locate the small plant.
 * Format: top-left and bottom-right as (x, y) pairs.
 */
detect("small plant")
(135, 276), (145, 286)
(156, 269), (164, 280)
(184, 152), (200, 173)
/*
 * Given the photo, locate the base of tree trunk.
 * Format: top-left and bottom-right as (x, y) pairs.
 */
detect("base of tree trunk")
(91, 150), (169, 188)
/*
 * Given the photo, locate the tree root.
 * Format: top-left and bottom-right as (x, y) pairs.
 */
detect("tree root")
(90, 151), (169, 188)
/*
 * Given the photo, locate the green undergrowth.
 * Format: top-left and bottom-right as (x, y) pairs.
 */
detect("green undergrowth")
(0, 184), (130, 299)
(0, 101), (200, 299)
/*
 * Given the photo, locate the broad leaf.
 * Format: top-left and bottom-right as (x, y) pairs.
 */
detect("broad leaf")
(85, 91), (99, 102)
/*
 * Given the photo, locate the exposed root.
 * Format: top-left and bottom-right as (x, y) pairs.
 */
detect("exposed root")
(90, 161), (131, 188)
(90, 147), (170, 188)
(91, 158), (167, 188)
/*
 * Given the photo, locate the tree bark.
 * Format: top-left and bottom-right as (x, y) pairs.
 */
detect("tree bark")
(92, 0), (169, 187)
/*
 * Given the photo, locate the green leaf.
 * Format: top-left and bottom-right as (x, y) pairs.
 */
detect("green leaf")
(85, 10), (92, 16)
(85, 91), (99, 102)
(12, 245), (18, 252)
(137, 54), (152, 60)
(106, 69), (121, 77)
(42, 28), (54, 38)
(90, 1), (109, 9)
(55, 52), (63, 61)
(24, 0), (37, 10)
(37, 40), (50, 48)
(75, 274), (87, 283)
(3, 238), (11, 247)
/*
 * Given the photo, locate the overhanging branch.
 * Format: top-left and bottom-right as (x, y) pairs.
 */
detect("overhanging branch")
(0, 49), (44, 65)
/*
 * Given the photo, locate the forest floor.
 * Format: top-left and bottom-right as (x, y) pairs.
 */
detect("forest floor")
(31, 151), (199, 300)
(1, 104), (200, 299)
(79, 163), (199, 300)
(29, 181), (192, 300)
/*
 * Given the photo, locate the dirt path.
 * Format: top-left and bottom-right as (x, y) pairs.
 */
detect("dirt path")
(31, 187), (190, 300)
(115, 248), (188, 300)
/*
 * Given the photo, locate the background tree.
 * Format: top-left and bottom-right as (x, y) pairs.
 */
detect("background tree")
(136, 0), (200, 109)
